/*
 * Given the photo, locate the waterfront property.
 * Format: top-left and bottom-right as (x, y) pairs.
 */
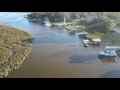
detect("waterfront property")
(44, 17), (51, 26)
(1, 12), (120, 78)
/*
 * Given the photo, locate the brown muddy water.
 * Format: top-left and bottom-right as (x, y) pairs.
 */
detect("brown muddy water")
(0, 12), (120, 78)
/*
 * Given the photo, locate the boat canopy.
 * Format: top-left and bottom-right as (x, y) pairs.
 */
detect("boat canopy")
(84, 39), (89, 42)
(69, 28), (78, 31)
(92, 39), (101, 42)
(104, 46), (120, 50)
(76, 31), (89, 35)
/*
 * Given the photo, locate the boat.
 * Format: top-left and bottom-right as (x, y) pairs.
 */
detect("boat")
(57, 17), (67, 26)
(98, 50), (117, 57)
(83, 39), (89, 47)
(44, 17), (51, 26)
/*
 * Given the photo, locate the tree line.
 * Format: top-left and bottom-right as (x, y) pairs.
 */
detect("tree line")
(27, 12), (120, 33)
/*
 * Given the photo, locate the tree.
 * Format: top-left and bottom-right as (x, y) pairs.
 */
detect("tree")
(86, 15), (115, 33)
(79, 19), (90, 26)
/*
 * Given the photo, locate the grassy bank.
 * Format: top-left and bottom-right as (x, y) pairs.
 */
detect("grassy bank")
(86, 31), (120, 45)
(0, 25), (34, 78)
(87, 32), (104, 39)
(101, 32), (120, 45)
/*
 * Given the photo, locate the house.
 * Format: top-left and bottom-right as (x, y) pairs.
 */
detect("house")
(111, 19), (116, 22)
(111, 28), (120, 34)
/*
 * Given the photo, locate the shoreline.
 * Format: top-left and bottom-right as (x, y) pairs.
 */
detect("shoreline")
(0, 25), (34, 78)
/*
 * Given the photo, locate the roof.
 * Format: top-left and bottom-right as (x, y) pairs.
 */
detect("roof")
(83, 40), (89, 42)
(112, 28), (120, 34)
(92, 39), (101, 42)
(105, 46), (120, 50)
(76, 31), (89, 35)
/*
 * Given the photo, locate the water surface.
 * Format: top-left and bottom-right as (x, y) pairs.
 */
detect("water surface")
(0, 12), (120, 78)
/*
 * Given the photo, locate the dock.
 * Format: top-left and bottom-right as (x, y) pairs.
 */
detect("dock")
(83, 39), (89, 47)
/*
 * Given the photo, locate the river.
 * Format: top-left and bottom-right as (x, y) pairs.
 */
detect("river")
(0, 12), (120, 78)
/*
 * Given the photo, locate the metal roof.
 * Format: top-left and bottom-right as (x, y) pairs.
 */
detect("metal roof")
(76, 31), (89, 35)
(69, 28), (78, 31)
(112, 28), (120, 33)
(105, 46), (120, 50)
(92, 39), (101, 42)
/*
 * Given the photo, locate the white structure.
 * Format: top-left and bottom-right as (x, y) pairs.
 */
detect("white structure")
(91, 39), (101, 44)
(104, 46), (120, 50)
(98, 46), (120, 57)
(57, 17), (67, 26)
(83, 39), (89, 47)
(98, 50), (117, 57)
(44, 17), (51, 26)
(112, 28), (120, 34)
(76, 31), (89, 36)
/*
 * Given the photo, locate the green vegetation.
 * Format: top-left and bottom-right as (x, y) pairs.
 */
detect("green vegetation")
(87, 32), (104, 39)
(0, 25), (34, 78)
(26, 12), (120, 45)
(101, 32), (120, 45)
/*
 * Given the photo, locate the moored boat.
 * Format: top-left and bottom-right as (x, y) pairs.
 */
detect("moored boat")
(83, 39), (89, 47)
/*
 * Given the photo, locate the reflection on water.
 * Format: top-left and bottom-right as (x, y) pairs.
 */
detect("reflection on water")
(98, 56), (117, 63)
(0, 12), (120, 78)
(100, 68), (120, 78)
(69, 54), (99, 63)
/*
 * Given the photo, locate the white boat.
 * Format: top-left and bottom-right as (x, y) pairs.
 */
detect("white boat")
(57, 17), (67, 26)
(98, 50), (117, 57)
(83, 39), (89, 47)
(44, 17), (51, 26)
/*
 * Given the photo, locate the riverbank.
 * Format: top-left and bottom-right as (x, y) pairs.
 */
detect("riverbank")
(0, 25), (34, 78)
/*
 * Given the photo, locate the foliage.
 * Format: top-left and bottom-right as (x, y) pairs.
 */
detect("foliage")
(27, 12), (119, 34)
(86, 16), (115, 33)
(101, 32), (120, 45)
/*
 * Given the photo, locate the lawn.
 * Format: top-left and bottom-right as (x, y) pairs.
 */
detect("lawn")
(87, 32), (104, 39)
(101, 32), (120, 45)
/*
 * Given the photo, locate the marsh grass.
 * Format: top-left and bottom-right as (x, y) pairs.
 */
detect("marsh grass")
(0, 25), (34, 78)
